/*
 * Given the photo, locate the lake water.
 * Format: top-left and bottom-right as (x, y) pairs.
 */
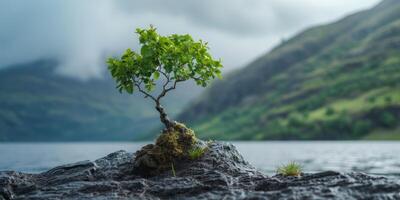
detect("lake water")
(1, 141), (400, 177)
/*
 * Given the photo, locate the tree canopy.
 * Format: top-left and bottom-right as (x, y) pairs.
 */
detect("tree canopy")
(107, 26), (223, 128)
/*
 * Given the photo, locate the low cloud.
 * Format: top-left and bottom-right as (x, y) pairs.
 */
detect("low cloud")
(0, 0), (380, 80)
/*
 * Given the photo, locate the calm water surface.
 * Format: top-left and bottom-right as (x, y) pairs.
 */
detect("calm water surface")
(1, 141), (400, 176)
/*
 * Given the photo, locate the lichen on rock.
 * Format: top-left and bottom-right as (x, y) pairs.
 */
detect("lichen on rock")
(133, 122), (202, 176)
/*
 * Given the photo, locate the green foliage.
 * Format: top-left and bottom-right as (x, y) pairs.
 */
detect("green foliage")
(385, 96), (393, 104)
(188, 146), (208, 160)
(367, 96), (376, 103)
(276, 162), (302, 177)
(325, 107), (335, 116)
(379, 112), (396, 128)
(177, 1), (400, 141)
(352, 120), (372, 137)
(107, 25), (222, 94)
(363, 127), (400, 140)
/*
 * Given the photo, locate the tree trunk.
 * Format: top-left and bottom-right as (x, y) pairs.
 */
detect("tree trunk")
(155, 102), (174, 129)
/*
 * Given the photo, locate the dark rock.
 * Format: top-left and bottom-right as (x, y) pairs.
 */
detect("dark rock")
(1, 142), (400, 199)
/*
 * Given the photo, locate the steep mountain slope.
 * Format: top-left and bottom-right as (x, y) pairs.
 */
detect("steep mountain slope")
(180, 0), (400, 140)
(0, 60), (202, 141)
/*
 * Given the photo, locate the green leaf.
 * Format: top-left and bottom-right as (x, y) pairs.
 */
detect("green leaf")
(125, 83), (134, 94)
(216, 71), (222, 79)
(154, 71), (160, 80)
(141, 45), (152, 58)
(145, 82), (155, 92)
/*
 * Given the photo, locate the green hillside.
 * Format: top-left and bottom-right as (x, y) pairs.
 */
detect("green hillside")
(179, 0), (400, 140)
(0, 60), (202, 141)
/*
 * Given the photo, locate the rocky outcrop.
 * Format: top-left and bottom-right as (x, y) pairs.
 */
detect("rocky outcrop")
(1, 142), (400, 199)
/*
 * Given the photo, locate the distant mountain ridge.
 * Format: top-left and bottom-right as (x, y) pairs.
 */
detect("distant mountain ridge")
(179, 0), (400, 140)
(0, 60), (202, 141)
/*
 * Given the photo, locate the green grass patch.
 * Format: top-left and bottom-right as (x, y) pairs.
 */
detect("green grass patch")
(188, 146), (208, 160)
(276, 161), (303, 177)
(307, 87), (400, 121)
(363, 127), (400, 140)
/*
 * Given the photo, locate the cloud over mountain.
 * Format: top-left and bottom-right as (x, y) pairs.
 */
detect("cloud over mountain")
(0, 0), (379, 79)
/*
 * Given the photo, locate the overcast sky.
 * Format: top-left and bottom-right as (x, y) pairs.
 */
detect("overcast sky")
(0, 0), (380, 80)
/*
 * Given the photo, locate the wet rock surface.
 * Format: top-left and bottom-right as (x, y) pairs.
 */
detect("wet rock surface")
(1, 142), (400, 199)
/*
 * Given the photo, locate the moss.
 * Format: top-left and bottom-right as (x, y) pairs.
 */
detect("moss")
(156, 131), (183, 158)
(155, 122), (196, 159)
(133, 122), (199, 176)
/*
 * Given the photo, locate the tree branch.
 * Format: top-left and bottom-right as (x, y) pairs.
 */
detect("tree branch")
(157, 79), (184, 101)
(133, 80), (157, 102)
(192, 76), (205, 82)
(131, 69), (184, 106)
(161, 75), (171, 92)
(157, 67), (169, 80)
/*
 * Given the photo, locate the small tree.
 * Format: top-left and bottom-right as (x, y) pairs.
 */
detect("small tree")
(107, 26), (222, 129)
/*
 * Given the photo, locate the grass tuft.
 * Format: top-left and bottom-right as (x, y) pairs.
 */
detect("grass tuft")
(276, 161), (302, 177)
(188, 146), (208, 160)
(171, 163), (176, 177)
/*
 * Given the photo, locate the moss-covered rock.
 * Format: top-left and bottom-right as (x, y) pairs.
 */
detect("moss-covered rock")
(133, 122), (200, 176)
